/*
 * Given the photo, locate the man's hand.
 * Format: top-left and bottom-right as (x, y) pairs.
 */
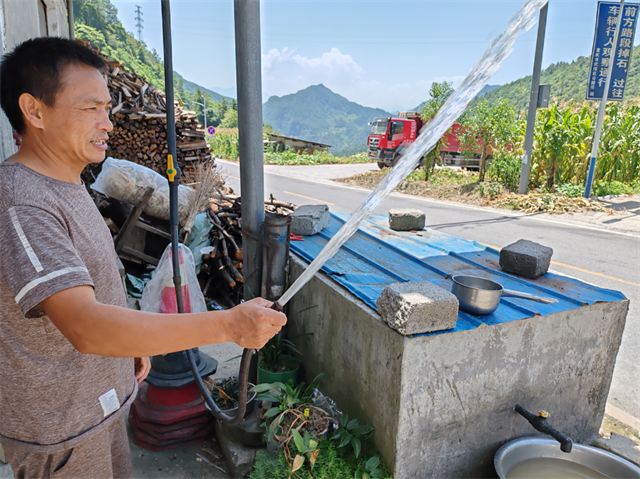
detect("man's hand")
(134, 357), (151, 384)
(228, 298), (287, 349)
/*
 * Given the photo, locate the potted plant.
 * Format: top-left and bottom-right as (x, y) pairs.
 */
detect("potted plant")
(204, 376), (257, 418)
(258, 328), (303, 385)
(252, 374), (330, 451)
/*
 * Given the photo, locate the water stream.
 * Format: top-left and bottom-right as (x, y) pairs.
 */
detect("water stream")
(278, 0), (549, 307)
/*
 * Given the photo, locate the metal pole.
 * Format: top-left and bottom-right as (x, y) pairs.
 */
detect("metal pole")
(203, 94), (207, 137)
(234, 0), (265, 301)
(584, 0), (624, 198)
(518, 2), (548, 194)
(67, 0), (75, 40)
(161, 0), (183, 311)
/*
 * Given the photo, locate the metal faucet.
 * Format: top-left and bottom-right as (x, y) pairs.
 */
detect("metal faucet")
(514, 404), (573, 453)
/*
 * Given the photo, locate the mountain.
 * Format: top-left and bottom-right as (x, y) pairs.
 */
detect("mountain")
(73, 0), (226, 104)
(412, 84), (501, 112)
(263, 84), (392, 156)
(176, 73), (233, 102)
(480, 45), (640, 111)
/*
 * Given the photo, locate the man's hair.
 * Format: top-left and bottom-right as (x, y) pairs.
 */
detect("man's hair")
(0, 37), (107, 134)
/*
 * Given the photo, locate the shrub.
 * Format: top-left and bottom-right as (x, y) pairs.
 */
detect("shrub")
(487, 153), (521, 192)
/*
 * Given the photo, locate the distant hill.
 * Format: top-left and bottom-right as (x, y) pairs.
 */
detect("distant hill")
(177, 73), (233, 103)
(263, 84), (392, 156)
(73, 0), (225, 104)
(481, 45), (640, 111)
(412, 84), (501, 112)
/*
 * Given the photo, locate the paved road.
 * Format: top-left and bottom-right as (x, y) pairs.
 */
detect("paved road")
(217, 160), (640, 426)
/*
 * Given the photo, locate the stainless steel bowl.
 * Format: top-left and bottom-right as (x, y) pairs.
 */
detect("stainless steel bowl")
(451, 275), (503, 315)
(494, 437), (640, 479)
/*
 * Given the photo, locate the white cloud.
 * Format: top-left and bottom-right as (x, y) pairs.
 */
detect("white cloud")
(262, 47), (464, 111)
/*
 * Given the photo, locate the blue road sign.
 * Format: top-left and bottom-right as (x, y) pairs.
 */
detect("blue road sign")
(207, 126), (216, 135)
(587, 2), (639, 101)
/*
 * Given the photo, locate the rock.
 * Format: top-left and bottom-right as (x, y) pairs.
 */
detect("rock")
(389, 209), (425, 231)
(214, 420), (258, 478)
(376, 281), (458, 335)
(219, 407), (264, 448)
(500, 239), (553, 279)
(290, 204), (330, 236)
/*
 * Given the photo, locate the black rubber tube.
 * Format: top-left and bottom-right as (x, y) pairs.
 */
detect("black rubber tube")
(162, 0), (250, 425)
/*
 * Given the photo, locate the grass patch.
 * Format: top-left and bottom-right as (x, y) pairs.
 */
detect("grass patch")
(250, 439), (392, 479)
(264, 150), (371, 166)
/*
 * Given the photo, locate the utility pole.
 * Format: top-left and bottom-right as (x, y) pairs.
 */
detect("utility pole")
(67, 0), (74, 40)
(584, 0), (625, 198)
(135, 5), (144, 42)
(518, 2), (548, 194)
(192, 95), (208, 136)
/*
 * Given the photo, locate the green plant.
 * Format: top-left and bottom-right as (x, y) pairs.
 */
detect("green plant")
(253, 374), (324, 417)
(204, 376), (251, 410)
(458, 99), (520, 181)
(592, 180), (633, 197)
(290, 429), (320, 473)
(250, 438), (392, 479)
(208, 131), (239, 160)
(487, 153), (521, 192)
(488, 182), (502, 198)
(260, 329), (303, 373)
(331, 413), (375, 458)
(556, 182), (584, 198)
(354, 456), (385, 479)
(477, 183), (485, 197)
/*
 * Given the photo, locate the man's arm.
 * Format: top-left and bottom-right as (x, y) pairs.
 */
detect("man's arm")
(41, 285), (286, 357)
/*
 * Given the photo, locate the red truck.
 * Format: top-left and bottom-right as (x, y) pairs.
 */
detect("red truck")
(367, 111), (484, 169)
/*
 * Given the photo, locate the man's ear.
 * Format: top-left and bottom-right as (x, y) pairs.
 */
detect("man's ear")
(18, 93), (46, 131)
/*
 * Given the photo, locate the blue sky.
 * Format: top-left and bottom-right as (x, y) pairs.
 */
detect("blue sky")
(112, 0), (639, 111)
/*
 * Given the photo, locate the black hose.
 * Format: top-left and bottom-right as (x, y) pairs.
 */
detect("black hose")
(162, 0), (251, 425)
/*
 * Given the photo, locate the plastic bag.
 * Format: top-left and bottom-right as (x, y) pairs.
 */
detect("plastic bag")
(140, 244), (207, 314)
(183, 212), (212, 275)
(91, 157), (194, 224)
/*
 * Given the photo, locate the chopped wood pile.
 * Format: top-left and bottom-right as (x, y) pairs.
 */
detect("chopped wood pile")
(76, 40), (211, 180)
(202, 195), (297, 307)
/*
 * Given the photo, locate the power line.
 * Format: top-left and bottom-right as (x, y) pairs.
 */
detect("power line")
(135, 5), (144, 42)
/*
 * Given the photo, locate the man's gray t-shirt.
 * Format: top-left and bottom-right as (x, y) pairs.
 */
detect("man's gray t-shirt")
(0, 162), (136, 452)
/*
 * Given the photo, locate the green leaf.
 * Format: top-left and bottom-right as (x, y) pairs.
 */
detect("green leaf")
(340, 414), (348, 428)
(353, 424), (374, 436)
(251, 383), (280, 393)
(339, 432), (351, 448)
(255, 393), (280, 403)
(347, 418), (359, 430)
(352, 437), (362, 458)
(331, 429), (344, 441)
(365, 456), (380, 470)
(309, 439), (317, 449)
(264, 407), (282, 418)
(292, 428), (304, 453)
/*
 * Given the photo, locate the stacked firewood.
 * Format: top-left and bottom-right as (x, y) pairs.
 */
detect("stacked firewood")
(199, 196), (298, 307)
(76, 40), (212, 180)
(201, 197), (245, 307)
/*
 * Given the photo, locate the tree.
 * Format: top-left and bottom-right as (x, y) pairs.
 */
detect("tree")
(220, 109), (238, 128)
(418, 81), (454, 180)
(459, 99), (518, 181)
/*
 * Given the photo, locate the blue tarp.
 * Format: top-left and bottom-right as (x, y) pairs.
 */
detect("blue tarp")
(289, 212), (626, 338)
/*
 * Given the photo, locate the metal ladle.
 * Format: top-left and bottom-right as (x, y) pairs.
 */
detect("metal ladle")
(451, 275), (557, 316)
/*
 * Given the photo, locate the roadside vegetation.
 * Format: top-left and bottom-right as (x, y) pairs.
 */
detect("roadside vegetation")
(208, 130), (371, 165)
(345, 82), (639, 214)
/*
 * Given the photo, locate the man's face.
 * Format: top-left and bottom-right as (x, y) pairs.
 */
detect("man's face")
(40, 64), (113, 165)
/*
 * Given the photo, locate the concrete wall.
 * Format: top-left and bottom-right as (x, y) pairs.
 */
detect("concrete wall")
(288, 254), (628, 478)
(288, 255), (406, 466)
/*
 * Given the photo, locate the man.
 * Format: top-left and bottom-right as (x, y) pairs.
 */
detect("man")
(0, 37), (286, 478)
